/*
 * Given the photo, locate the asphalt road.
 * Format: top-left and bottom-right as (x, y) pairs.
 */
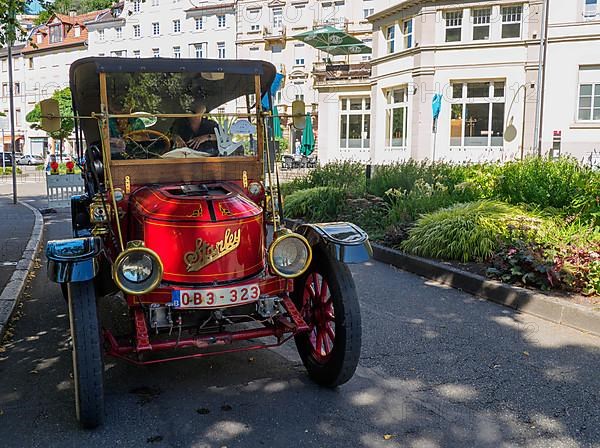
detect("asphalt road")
(0, 185), (599, 448)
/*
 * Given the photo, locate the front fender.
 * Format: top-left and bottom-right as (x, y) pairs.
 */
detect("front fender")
(46, 237), (102, 283)
(296, 222), (372, 264)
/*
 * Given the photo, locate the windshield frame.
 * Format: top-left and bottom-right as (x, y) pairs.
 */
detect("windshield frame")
(97, 71), (265, 167)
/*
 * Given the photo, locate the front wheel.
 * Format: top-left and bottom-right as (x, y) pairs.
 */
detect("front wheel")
(293, 248), (362, 387)
(68, 280), (105, 429)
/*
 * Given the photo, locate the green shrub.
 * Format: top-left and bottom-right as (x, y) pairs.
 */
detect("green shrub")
(0, 167), (22, 175)
(385, 179), (480, 224)
(400, 200), (546, 262)
(368, 160), (476, 198)
(283, 187), (347, 222)
(280, 161), (366, 198)
(494, 156), (589, 209)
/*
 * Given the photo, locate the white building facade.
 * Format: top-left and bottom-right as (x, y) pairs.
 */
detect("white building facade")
(317, 0), (600, 165)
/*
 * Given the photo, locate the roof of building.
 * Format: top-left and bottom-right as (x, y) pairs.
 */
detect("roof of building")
(23, 10), (109, 54)
(368, 0), (424, 22)
(0, 44), (26, 58)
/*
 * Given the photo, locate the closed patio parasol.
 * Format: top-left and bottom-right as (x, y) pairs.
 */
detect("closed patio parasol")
(301, 114), (315, 156)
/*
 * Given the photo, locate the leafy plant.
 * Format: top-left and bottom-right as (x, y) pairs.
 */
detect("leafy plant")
(280, 161), (366, 197)
(586, 261), (600, 296)
(283, 187), (347, 222)
(400, 201), (546, 262)
(487, 241), (559, 290)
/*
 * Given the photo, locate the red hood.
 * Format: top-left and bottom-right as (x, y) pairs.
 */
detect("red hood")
(129, 182), (265, 284)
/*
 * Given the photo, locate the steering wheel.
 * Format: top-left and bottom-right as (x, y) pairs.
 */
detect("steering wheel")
(122, 129), (171, 158)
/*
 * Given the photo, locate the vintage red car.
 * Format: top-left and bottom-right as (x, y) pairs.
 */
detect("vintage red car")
(43, 57), (371, 428)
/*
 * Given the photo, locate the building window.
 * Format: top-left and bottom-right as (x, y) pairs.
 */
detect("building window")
(296, 94), (305, 101)
(74, 25), (81, 37)
(584, 0), (599, 18)
(339, 97), (371, 150)
(1, 83), (7, 96)
(193, 43), (206, 58)
(111, 50), (126, 57)
(152, 22), (160, 35)
(14, 82), (20, 95)
(578, 67), (600, 120)
(501, 6), (522, 39)
(217, 42), (226, 58)
(152, 48), (160, 57)
(173, 46), (181, 58)
(133, 24), (140, 37)
(363, 8), (374, 18)
(173, 19), (181, 33)
(402, 18), (413, 49)
(472, 7), (491, 40)
(98, 29), (104, 41)
(450, 81), (505, 147)
(445, 10), (463, 42)
(385, 88), (408, 149)
(578, 84), (600, 120)
(49, 24), (63, 43)
(250, 24), (260, 31)
(133, 50), (140, 58)
(28, 58), (33, 69)
(195, 17), (203, 30)
(294, 58), (305, 66)
(217, 15), (226, 28)
(151, 0), (159, 6)
(386, 24), (395, 53)
(116, 27), (123, 39)
(133, 0), (141, 13)
(273, 8), (283, 28)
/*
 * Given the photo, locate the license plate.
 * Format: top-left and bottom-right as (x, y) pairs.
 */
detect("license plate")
(172, 284), (260, 308)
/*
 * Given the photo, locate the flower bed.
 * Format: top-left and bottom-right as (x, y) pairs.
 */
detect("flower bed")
(282, 158), (600, 297)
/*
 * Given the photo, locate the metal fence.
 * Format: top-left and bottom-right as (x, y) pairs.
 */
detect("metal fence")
(45, 173), (85, 208)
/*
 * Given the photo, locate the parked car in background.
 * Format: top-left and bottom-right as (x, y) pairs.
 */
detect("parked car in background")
(17, 154), (45, 165)
(0, 152), (14, 166)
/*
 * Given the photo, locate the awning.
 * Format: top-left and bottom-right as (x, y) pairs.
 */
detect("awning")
(2, 134), (24, 144)
(293, 26), (371, 56)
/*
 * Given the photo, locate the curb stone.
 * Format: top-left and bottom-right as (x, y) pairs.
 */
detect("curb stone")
(0, 201), (44, 341)
(372, 243), (600, 338)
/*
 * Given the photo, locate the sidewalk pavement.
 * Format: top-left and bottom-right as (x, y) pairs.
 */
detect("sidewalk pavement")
(0, 194), (44, 339)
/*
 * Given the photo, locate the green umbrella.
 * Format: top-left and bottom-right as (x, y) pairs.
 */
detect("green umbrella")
(272, 106), (282, 139)
(301, 114), (315, 156)
(294, 26), (371, 56)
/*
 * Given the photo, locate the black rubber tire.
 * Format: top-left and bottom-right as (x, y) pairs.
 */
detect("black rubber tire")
(293, 247), (362, 387)
(67, 280), (105, 429)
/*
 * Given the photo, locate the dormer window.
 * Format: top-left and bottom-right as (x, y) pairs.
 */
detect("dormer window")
(49, 24), (63, 43)
(74, 25), (81, 37)
(36, 33), (42, 44)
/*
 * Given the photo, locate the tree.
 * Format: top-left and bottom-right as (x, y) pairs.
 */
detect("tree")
(26, 88), (74, 159)
(1, 0), (54, 44)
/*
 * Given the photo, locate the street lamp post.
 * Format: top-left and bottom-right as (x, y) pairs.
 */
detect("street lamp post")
(6, 0), (18, 204)
(7, 40), (17, 204)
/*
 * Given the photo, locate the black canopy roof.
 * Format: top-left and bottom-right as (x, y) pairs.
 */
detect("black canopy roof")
(69, 57), (276, 144)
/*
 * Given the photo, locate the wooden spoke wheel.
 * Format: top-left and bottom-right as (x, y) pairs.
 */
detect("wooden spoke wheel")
(293, 248), (362, 387)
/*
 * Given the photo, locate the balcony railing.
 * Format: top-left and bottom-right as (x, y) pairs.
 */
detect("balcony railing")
(263, 25), (286, 41)
(312, 62), (371, 86)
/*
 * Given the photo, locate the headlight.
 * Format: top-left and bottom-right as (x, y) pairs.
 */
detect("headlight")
(121, 252), (153, 283)
(268, 231), (312, 278)
(113, 242), (163, 295)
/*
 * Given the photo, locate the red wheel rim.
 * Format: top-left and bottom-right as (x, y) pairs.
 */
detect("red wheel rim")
(301, 271), (335, 363)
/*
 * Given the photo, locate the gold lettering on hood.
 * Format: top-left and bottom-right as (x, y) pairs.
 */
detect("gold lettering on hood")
(184, 228), (241, 272)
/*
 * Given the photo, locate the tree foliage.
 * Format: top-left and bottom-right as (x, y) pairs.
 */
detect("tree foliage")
(26, 87), (75, 143)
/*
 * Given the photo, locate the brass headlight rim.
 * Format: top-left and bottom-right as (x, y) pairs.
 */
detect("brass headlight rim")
(268, 232), (313, 279)
(113, 246), (164, 295)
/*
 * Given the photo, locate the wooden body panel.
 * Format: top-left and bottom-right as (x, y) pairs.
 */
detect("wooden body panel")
(110, 158), (262, 189)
